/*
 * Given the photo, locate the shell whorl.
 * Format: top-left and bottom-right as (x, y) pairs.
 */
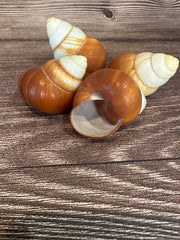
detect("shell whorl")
(18, 55), (87, 114)
(70, 88), (146, 138)
(109, 52), (179, 96)
(135, 52), (179, 88)
(70, 69), (144, 137)
(43, 55), (87, 92)
(47, 17), (86, 59)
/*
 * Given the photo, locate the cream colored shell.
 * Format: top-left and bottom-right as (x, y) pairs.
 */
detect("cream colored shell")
(140, 90), (146, 113)
(135, 52), (179, 89)
(55, 55), (87, 91)
(47, 17), (86, 59)
(59, 55), (87, 81)
(70, 93), (122, 138)
(42, 55), (87, 93)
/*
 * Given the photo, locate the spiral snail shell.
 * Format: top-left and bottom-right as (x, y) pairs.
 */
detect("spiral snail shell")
(70, 69), (146, 138)
(18, 55), (87, 114)
(47, 17), (106, 77)
(109, 52), (179, 96)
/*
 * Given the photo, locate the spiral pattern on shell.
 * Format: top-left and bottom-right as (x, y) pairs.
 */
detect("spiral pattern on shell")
(109, 52), (179, 96)
(18, 55), (87, 114)
(70, 69), (146, 138)
(47, 17), (106, 77)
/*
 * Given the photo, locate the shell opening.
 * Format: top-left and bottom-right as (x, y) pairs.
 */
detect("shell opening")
(70, 99), (122, 138)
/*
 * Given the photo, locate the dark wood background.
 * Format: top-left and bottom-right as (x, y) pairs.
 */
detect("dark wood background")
(0, 0), (180, 239)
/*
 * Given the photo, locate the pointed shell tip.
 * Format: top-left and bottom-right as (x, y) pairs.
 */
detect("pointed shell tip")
(47, 17), (55, 24)
(165, 55), (179, 72)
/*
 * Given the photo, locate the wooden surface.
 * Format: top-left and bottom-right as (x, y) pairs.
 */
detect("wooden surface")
(0, 0), (180, 239)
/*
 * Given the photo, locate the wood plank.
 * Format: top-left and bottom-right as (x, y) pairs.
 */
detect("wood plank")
(0, 0), (180, 239)
(0, 39), (179, 168)
(0, 160), (180, 239)
(0, 0), (180, 41)
(1, 39), (179, 95)
(1, 90), (180, 168)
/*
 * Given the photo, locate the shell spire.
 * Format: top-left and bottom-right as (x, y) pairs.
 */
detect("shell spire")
(135, 52), (179, 88)
(47, 17), (86, 59)
(46, 17), (106, 77)
(109, 52), (179, 96)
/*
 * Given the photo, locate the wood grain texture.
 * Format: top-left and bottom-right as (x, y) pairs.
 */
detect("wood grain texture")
(0, 160), (180, 239)
(0, 0), (180, 239)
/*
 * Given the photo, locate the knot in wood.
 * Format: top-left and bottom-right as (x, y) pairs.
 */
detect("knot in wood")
(103, 8), (114, 19)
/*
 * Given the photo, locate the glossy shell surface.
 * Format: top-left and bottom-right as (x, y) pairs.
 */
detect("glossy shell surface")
(18, 55), (87, 113)
(70, 69), (143, 137)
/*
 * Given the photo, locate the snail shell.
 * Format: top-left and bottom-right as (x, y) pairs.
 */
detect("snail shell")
(18, 55), (87, 114)
(109, 52), (179, 96)
(47, 17), (106, 77)
(70, 69), (146, 138)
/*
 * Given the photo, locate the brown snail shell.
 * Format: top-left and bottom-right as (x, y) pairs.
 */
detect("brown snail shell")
(47, 17), (106, 78)
(18, 55), (87, 114)
(109, 52), (179, 96)
(70, 69), (146, 138)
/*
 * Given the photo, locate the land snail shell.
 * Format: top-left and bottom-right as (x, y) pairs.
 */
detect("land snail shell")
(109, 52), (179, 96)
(47, 17), (106, 78)
(70, 68), (146, 138)
(18, 55), (87, 114)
